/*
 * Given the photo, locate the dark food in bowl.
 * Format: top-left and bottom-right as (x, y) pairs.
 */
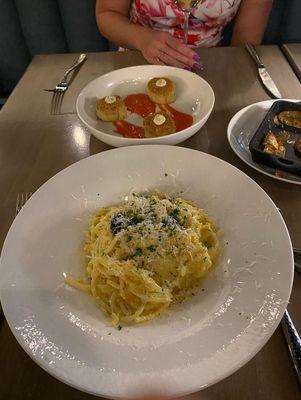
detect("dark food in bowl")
(262, 132), (288, 157)
(274, 110), (301, 129)
(249, 100), (301, 176)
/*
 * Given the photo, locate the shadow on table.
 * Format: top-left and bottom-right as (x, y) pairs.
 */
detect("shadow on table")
(89, 133), (112, 155)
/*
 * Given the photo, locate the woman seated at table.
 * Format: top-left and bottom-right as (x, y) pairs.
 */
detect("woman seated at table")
(96, 0), (273, 70)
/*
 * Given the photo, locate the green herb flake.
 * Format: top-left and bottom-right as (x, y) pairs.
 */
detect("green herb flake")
(147, 245), (157, 252)
(170, 207), (180, 219)
(134, 248), (143, 257)
(117, 325), (122, 331)
(131, 215), (143, 225)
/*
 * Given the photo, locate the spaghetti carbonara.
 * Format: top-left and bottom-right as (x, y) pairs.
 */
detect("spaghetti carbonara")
(66, 192), (219, 326)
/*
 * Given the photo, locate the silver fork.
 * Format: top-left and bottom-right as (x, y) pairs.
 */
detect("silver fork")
(0, 192), (33, 320)
(44, 53), (87, 115)
(294, 248), (301, 273)
(281, 258), (301, 386)
(15, 192), (33, 216)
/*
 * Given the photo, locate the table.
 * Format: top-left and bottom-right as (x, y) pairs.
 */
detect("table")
(0, 46), (301, 399)
(282, 43), (301, 81)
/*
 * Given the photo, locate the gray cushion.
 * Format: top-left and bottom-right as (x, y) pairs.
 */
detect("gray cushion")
(263, 0), (286, 44)
(279, 0), (301, 43)
(1, 0), (301, 97)
(0, 0), (30, 95)
(57, 0), (108, 52)
(14, 0), (68, 56)
(0, 0), (108, 97)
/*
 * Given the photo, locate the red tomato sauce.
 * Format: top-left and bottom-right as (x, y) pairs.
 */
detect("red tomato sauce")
(113, 121), (145, 138)
(124, 94), (156, 118)
(159, 104), (193, 132)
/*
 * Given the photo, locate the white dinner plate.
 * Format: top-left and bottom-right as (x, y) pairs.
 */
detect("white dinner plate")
(76, 65), (215, 147)
(227, 99), (301, 185)
(0, 146), (293, 398)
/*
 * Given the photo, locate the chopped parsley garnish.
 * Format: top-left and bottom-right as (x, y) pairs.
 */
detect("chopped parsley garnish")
(130, 215), (144, 225)
(134, 247), (143, 257)
(111, 214), (130, 234)
(147, 245), (157, 252)
(172, 207), (180, 216)
(162, 216), (179, 230)
(117, 325), (122, 331)
(169, 207), (181, 224)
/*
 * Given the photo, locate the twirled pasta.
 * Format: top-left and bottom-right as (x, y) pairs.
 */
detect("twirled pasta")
(66, 192), (219, 326)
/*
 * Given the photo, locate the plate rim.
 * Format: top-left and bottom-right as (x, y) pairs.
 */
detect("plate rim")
(227, 99), (301, 185)
(0, 145), (294, 397)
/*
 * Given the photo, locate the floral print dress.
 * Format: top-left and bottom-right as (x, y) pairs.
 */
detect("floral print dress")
(130, 0), (241, 47)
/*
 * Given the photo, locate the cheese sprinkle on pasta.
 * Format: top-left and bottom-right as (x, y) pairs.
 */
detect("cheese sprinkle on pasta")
(66, 192), (220, 326)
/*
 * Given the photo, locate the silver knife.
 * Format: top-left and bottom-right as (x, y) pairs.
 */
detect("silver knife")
(245, 42), (282, 99)
(281, 309), (301, 387)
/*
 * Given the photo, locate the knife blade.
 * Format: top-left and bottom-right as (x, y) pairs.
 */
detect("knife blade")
(258, 67), (282, 99)
(245, 43), (282, 99)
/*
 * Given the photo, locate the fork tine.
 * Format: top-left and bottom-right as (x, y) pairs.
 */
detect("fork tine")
(50, 92), (55, 115)
(50, 88), (66, 115)
(15, 192), (20, 216)
(53, 91), (58, 115)
(56, 91), (65, 115)
(15, 192), (33, 216)
(25, 192), (30, 203)
(51, 91), (59, 115)
(54, 91), (62, 115)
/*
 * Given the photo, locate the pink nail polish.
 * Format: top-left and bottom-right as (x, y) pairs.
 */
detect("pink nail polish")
(193, 63), (203, 70)
(193, 54), (201, 62)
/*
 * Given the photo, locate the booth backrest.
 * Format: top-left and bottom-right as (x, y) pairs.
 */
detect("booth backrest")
(0, 0), (301, 98)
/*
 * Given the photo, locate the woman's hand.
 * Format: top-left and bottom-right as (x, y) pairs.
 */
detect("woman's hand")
(137, 29), (202, 70)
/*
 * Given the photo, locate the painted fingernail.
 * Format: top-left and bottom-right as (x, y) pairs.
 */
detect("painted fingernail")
(193, 63), (203, 70)
(184, 66), (192, 71)
(193, 54), (201, 62)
